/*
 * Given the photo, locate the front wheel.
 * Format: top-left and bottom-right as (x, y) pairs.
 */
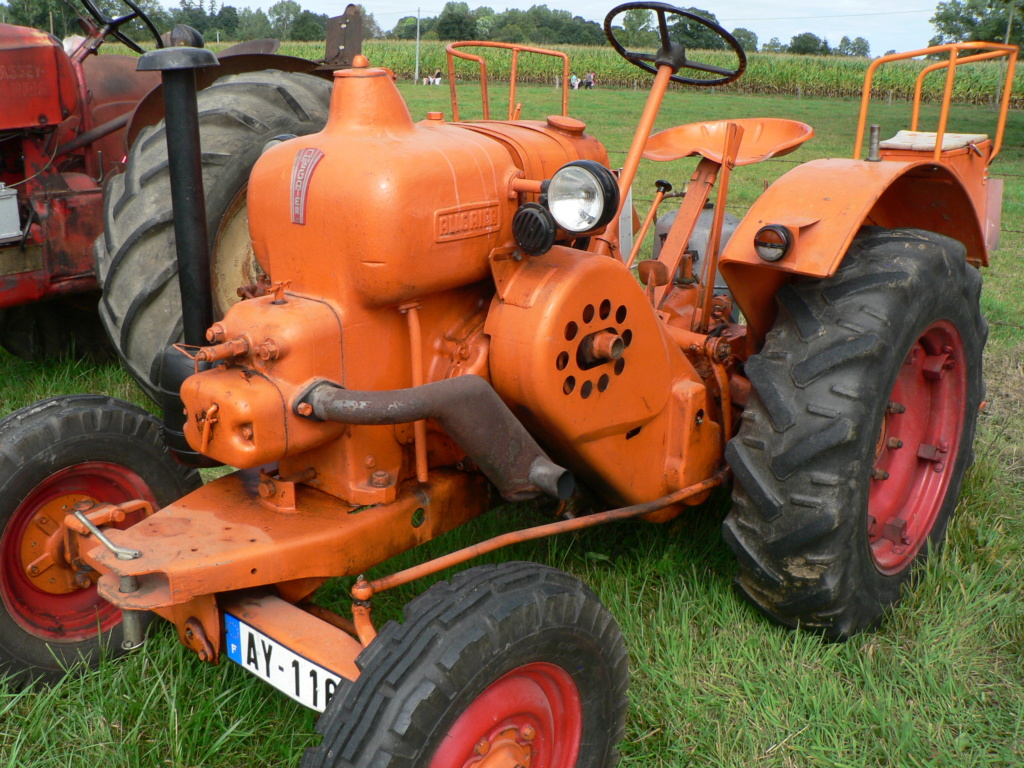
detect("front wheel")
(723, 229), (985, 639)
(0, 396), (201, 685)
(302, 562), (629, 768)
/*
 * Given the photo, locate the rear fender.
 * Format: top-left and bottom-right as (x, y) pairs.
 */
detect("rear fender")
(124, 53), (331, 149)
(719, 158), (986, 342)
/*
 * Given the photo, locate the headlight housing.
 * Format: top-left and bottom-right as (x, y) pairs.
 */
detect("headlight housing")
(546, 160), (620, 234)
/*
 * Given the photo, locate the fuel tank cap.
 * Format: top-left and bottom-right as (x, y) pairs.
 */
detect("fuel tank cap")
(546, 115), (586, 134)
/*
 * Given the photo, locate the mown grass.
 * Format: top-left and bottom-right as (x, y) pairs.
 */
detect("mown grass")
(1, 81), (1023, 766)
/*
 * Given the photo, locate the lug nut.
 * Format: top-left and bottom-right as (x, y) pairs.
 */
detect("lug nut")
(887, 402), (906, 414)
(521, 725), (536, 742)
(474, 739), (490, 756)
(887, 438), (903, 449)
(73, 572), (92, 589)
(870, 468), (889, 480)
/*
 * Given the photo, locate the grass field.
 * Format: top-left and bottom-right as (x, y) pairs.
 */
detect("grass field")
(1, 79), (1023, 767)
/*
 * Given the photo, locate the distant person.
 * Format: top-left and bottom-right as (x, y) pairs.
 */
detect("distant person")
(433, 68), (443, 85)
(584, 72), (595, 89)
(570, 73), (580, 90)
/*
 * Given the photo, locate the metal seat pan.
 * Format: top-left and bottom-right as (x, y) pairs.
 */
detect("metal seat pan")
(643, 118), (814, 166)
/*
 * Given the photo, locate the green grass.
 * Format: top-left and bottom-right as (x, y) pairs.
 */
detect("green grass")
(2, 83), (1023, 766)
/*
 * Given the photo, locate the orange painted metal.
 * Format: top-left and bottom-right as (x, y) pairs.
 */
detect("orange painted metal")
(854, 42), (1017, 165)
(446, 41), (570, 122)
(643, 118), (813, 166)
(718, 158), (986, 340)
(223, 593), (362, 681)
(359, 471), (730, 599)
(85, 469), (492, 612)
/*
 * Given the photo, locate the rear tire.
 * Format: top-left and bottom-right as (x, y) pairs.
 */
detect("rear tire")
(302, 562), (629, 768)
(723, 229), (985, 639)
(0, 395), (201, 686)
(96, 70), (332, 402)
(0, 297), (112, 363)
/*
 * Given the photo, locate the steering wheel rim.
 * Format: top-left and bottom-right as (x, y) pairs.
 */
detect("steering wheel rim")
(604, 2), (745, 87)
(80, 0), (163, 52)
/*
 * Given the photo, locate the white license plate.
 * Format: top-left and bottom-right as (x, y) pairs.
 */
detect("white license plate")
(224, 613), (343, 712)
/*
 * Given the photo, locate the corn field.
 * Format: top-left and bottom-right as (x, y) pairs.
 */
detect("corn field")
(111, 39), (1023, 106)
(349, 40), (1023, 105)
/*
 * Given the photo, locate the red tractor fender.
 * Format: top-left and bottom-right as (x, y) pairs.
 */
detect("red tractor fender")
(719, 157), (986, 342)
(123, 53), (332, 150)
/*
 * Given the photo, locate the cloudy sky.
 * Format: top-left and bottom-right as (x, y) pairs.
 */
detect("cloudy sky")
(259, 1), (940, 59)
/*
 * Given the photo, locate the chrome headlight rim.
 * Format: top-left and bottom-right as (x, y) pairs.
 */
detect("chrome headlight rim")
(546, 160), (620, 235)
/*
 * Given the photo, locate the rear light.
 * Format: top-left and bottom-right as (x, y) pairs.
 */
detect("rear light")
(753, 224), (792, 262)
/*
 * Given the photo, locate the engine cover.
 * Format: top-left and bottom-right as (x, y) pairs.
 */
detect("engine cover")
(0, 24), (78, 131)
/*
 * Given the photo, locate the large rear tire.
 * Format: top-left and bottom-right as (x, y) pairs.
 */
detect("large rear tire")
(301, 562), (629, 768)
(0, 395), (201, 686)
(96, 69), (332, 402)
(723, 229), (985, 639)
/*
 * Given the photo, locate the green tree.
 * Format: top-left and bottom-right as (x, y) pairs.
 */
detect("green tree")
(360, 8), (382, 38)
(731, 27), (757, 52)
(267, 0), (301, 39)
(837, 35), (870, 56)
(621, 8), (658, 48)
(929, 0), (1023, 45)
(236, 6), (272, 39)
(1, 0), (78, 36)
(788, 31), (829, 54)
(215, 4), (238, 37)
(434, 1), (476, 40)
(291, 9), (326, 40)
(670, 8), (728, 50)
(761, 36), (786, 52)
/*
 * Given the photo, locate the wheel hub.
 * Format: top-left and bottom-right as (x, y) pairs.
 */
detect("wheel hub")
(18, 493), (92, 595)
(867, 320), (967, 573)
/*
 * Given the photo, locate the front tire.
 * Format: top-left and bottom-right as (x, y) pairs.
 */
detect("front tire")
(0, 396), (201, 685)
(302, 562), (629, 768)
(723, 229), (985, 639)
(96, 70), (333, 402)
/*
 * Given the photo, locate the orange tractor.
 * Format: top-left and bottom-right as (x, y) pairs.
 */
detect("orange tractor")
(0, 4), (1015, 766)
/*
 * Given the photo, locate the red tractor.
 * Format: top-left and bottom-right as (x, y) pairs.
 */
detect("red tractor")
(0, 3), (1014, 767)
(0, 0), (355, 369)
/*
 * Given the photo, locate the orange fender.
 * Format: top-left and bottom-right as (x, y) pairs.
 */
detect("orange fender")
(719, 158), (986, 342)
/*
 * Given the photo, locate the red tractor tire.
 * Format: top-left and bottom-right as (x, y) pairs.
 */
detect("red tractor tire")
(96, 69), (332, 402)
(301, 562), (629, 768)
(723, 228), (985, 640)
(0, 395), (200, 686)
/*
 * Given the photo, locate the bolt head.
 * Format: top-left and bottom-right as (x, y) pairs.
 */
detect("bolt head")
(474, 739), (490, 756)
(297, 402), (313, 417)
(73, 572), (92, 588)
(521, 725), (536, 741)
(371, 470), (390, 488)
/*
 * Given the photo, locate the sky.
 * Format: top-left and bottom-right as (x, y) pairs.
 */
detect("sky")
(249, 1), (940, 59)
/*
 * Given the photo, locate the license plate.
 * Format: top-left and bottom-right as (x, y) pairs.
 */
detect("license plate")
(224, 613), (343, 712)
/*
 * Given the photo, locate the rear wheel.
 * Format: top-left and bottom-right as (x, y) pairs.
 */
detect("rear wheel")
(96, 69), (332, 401)
(723, 229), (985, 639)
(302, 562), (629, 768)
(0, 395), (201, 685)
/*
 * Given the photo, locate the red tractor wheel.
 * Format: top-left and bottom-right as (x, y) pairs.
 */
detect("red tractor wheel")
(723, 229), (985, 640)
(301, 563), (628, 768)
(0, 396), (200, 685)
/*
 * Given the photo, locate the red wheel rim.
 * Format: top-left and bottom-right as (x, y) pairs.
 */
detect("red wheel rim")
(0, 462), (156, 642)
(428, 661), (583, 768)
(868, 321), (967, 574)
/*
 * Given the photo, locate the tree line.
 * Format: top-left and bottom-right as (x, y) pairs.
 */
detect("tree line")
(5, 0), (1015, 56)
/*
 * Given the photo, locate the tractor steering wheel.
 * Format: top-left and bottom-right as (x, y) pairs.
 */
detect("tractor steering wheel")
(604, 2), (745, 87)
(80, 0), (164, 53)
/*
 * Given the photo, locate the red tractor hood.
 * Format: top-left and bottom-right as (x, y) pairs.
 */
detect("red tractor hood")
(0, 23), (79, 131)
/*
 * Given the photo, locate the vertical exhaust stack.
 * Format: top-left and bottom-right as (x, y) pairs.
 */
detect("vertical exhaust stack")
(136, 47), (222, 467)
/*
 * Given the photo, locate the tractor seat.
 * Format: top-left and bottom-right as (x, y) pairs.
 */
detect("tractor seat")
(642, 118), (814, 167)
(878, 130), (989, 152)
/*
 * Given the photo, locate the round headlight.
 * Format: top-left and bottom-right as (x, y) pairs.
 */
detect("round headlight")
(546, 160), (620, 234)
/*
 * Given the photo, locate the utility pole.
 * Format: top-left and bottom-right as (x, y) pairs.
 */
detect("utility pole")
(996, 0), (1015, 106)
(414, 8), (421, 84)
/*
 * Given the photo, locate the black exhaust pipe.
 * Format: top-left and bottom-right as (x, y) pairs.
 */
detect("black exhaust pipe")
(300, 376), (575, 502)
(137, 47), (221, 467)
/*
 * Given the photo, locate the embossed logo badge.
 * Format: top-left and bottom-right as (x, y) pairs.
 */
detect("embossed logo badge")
(290, 148), (325, 225)
(435, 202), (501, 242)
